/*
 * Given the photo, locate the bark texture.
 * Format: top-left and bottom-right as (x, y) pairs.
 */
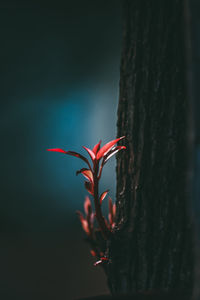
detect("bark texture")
(106, 0), (194, 294)
(186, 1), (200, 299)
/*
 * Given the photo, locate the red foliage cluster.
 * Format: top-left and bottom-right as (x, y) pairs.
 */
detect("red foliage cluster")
(47, 137), (126, 265)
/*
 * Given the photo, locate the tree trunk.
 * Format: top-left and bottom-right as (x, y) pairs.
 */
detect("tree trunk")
(106, 0), (194, 295)
(185, 1), (200, 299)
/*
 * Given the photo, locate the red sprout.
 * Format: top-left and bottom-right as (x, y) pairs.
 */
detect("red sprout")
(47, 137), (126, 239)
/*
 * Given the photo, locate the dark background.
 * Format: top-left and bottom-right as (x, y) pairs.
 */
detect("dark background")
(0, 0), (122, 299)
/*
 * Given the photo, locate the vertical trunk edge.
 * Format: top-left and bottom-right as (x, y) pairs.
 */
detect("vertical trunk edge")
(105, 0), (194, 295)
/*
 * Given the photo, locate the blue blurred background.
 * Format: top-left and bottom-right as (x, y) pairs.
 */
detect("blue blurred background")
(0, 0), (122, 299)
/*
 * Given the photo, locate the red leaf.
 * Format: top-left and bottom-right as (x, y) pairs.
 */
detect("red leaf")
(99, 190), (109, 205)
(81, 219), (89, 234)
(82, 146), (96, 161)
(47, 148), (67, 153)
(84, 181), (94, 196)
(96, 136), (125, 160)
(101, 257), (108, 262)
(94, 260), (102, 266)
(112, 203), (116, 217)
(92, 140), (101, 155)
(108, 197), (116, 227)
(94, 257), (108, 266)
(108, 213), (112, 226)
(102, 146), (126, 166)
(90, 212), (95, 224)
(84, 196), (92, 215)
(109, 197), (113, 214)
(108, 200), (116, 228)
(76, 211), (90, 234)
(47, 149), (91, 169)
(76, 168), (93, 183)
(90, 250), (97, 257)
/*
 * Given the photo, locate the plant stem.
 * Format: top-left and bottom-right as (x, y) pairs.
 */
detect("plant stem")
(93, 162), (110, 240)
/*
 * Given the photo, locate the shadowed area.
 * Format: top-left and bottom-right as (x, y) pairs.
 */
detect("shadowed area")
(0, 0), (122, 299)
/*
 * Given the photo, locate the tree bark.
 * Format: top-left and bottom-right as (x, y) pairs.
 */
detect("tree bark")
(185, 1), (200, 299)
(106, 0), (194, 295)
